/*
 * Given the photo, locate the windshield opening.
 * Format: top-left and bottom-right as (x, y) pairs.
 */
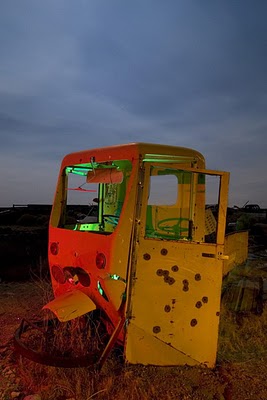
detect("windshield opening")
(56, 159), (132, 234)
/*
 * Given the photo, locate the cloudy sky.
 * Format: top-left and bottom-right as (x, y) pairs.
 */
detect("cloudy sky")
(0, 1), (266, 207)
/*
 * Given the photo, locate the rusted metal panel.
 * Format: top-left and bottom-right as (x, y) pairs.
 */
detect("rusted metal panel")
(223, 231), (249, 276)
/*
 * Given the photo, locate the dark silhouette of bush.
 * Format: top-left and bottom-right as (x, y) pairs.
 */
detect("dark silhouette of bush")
(16, 214), (38, 226)
(0, 210), (19, 225)
(37, 215), (49, 227)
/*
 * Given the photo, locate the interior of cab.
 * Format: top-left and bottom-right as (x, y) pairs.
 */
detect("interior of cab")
(59, 160), (132, 234)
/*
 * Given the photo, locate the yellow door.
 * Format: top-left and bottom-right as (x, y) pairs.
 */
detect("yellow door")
(125, 163), (229, 367)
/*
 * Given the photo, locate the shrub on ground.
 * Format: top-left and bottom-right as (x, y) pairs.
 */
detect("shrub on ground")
(16, 213), (38, 226)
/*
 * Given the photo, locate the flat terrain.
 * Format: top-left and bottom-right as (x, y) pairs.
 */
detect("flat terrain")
(1, 253), (267, 399)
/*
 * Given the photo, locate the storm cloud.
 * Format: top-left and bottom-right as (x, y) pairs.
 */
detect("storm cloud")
(0, 1), (266, 206)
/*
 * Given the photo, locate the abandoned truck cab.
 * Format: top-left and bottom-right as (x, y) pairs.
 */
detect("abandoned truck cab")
(45, 143), (248, 368)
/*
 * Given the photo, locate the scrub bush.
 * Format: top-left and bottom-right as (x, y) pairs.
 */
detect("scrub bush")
(16, 213), (38, 226)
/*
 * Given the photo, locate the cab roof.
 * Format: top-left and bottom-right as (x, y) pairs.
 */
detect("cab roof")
(61, 142), (205, 169)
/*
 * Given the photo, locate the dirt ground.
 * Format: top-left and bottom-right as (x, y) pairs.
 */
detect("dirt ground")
(1, 258), (267, 400)
(0, 281), (54, 400)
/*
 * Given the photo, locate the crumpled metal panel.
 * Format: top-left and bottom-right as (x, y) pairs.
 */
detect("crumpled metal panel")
(102, 278), (126, 310)
(43, 290), (96, 322)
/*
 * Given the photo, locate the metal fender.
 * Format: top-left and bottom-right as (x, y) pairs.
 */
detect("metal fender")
(102, 278), (126, 310)
(43, 290), (97, 322)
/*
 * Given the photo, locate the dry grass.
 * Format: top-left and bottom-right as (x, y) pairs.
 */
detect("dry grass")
(3, 256), (267, 399)
(218, 257), (267, 364)
(15, 357), (228, 400)
(218, 303), (267, 363)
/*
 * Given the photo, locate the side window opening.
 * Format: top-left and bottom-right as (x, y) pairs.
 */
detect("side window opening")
(145, 167), (222, 244)
(145, 169), (190, 240)
(204, 175), (221, 243)
(148, 175), (177, 205)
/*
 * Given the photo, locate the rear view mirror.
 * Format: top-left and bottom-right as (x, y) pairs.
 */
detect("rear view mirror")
(87, 168), (123, 184)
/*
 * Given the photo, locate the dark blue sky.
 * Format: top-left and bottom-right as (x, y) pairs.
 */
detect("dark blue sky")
(0, 1), (266, 206)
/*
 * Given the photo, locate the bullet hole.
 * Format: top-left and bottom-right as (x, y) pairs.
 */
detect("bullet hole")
(158, 270), (175, 285)
(171, 265), (179, 272)
(164, 305), (171, 313)
(202, 296), (208, 303)
(183, 279), (189, 292)
(190, 319), (198, 327)
(216, 311), (220, 316)
(195, 301), (202, 309)
(195, 273), (201, 281)
(172, 299), (176, 305)
(143, 253), (151, 261)
(161, 248), (168, 256)
(153, 326), (161, 334)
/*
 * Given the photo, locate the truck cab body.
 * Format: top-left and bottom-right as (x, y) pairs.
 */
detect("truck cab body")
(45, 143), (248, 367)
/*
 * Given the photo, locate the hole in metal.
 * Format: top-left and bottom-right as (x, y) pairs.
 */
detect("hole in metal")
(168, 277), (175, 285)
(182, 279), (189, 292)
(195, 301), (202, 309)
(153, 326), (161, 334)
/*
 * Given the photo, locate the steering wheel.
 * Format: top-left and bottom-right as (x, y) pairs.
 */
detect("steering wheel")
(103, 214), (119, 226)
(157, 218), (188, 235)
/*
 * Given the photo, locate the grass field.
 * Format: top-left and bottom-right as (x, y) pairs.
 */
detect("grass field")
(1, 253), (267, 399)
